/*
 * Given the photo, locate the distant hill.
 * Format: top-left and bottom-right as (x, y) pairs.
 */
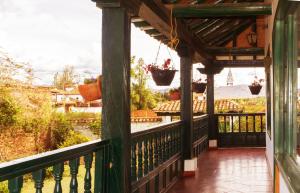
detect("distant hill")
(215, 84), (265, 99)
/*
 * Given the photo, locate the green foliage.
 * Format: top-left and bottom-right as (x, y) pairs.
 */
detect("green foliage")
(0, 182), (8, 193)
(232, 97), (265, 113)
(58, 130), (90, 148)
(84, 77), (97, 84)
(88, 118), (101, 137)
(130, 57), (168, 110)
(50, 113), (73, 148)
(0, 89), (19, 128)
(66, 112), (99, 120)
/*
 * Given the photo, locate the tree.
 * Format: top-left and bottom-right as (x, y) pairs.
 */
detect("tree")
(53, 65), (79, 90)
(0, 49), (34, 85)
(130, 57), (167, 110)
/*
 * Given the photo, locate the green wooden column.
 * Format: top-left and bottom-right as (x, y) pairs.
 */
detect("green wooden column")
(94, 2), (131, 193)
(178, 43), (194, 160)
(206, 72), (216, 140)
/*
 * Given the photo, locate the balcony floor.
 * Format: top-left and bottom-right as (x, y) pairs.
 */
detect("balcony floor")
(168, 148), (272, 193)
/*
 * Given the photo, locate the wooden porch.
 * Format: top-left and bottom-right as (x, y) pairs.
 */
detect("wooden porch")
(0, 0), (274, 192)
(168, 148), (272, 193)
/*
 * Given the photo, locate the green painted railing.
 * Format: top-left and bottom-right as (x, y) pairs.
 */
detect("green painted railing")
(131, 121), (183, 193)
(215, 113), (266, 147)
(0, 139), (110, 193)
(0, 117), (212, 193)
(192, 115), (209, 157)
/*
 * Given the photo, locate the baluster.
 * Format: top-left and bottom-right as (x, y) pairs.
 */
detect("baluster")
(53, 163), (64, 193)
(154, 133), (159, 167)
(159, 132), (163, 164)
(144, 137), (149, 175)
(170, 129), (174, 156)
(177, 127), (181, 153)
(138, 140), (143, 179)
(261, 115), (263, 132)
(8, 176), (23, 193)
(238, 115), (241, 133)
(69, 158), (80, 193)
(84, 153), (93, 193)
(32, 169), (45, 193)
(253, 115), (256, 133)
(173, 128), (176, 155)
(165, 131), (169, 160)
(149, 135), (154, 171)
(131, 141), (137, 182)
(166, 131), (170, 160)
(161, 131), (166, 162)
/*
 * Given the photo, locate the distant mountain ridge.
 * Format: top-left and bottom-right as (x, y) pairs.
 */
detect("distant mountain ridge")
(215, 84), (265, 99)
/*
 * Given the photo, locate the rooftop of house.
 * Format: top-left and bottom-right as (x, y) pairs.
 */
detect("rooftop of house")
(153, 99), (243, 115)
(131, 110), (162, 123)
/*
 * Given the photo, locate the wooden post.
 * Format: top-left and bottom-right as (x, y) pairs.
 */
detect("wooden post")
(178, 43), (194, 160)
(94, 2), (131, 193)
(206, 73), (216, 142)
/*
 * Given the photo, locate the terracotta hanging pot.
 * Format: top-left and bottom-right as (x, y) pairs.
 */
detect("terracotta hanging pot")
(192, 82), (207, 93)
(150, 68), (177, 86)
(248, 85), (262, 95)
(78, 76), (102, 101)
(169, 90), (180, 100)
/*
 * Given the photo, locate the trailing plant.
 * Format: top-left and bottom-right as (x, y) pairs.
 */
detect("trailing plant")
(250, 76), (264, 86)
(143, 58), (174, 73)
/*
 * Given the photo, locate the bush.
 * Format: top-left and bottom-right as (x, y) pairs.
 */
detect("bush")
(88, 119), (101, 138)
(50, 113), (74, 149)
(0, 90), (19, 128)
(58, 130), (90, 148)
(0, 181), (8, 193)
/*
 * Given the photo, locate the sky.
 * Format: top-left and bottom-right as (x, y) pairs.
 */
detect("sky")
(0, 0), (265, 88)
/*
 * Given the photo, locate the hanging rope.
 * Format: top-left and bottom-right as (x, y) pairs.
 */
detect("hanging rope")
(168, 7), (179, 50)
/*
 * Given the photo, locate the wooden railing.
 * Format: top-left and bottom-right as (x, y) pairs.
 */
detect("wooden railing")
(215, 113), (266, 147)
(192, 115), (209, 157)
(131, 121), (183, 193)
(0, 139), (110, 193)
(0, 117), (212, 193)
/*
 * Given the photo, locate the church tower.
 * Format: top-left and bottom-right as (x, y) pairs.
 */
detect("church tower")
(227, 68), (234, 86)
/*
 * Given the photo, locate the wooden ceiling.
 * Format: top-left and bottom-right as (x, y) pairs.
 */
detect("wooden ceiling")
(94, 0), (272, 68)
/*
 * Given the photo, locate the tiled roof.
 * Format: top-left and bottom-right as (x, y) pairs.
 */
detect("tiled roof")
(153, 100), (243, 114)
(131, 110), (162, 123)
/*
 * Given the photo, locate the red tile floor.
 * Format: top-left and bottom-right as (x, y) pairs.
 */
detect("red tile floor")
(168, 148), (273, 193)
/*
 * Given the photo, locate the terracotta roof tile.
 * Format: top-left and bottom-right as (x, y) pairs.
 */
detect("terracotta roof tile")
(153, 100), (243, 114)
(131, 110), (162, 123)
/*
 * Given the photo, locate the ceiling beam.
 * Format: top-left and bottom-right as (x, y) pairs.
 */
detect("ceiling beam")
(207, 47), (264, 56)
(213, 59), (264, 68)
(208, 19), (253, 46)
(137, 0), (214, 65)
(171, 3), (272, 18)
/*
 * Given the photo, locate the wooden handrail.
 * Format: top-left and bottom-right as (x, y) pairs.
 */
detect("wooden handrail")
(0, 139), (109, 181)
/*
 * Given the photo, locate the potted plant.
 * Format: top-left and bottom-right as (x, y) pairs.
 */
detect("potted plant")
(78, 75), (102, 101)
(192, 78), (207, 93)
(248, 76), (263, 95)
(144, 59), (177, 86)
(169, 87), (180, 100)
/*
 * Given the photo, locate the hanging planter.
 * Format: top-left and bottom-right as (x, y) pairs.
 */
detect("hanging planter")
(78, 76), (102, 101)
(145, 59), (177, 86)
(169, 88), (180, 100)
(248, 76), (263, 95)
(192, 81), (207, 93)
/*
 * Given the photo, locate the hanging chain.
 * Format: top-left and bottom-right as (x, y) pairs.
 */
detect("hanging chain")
(154, 42), (162, 64)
